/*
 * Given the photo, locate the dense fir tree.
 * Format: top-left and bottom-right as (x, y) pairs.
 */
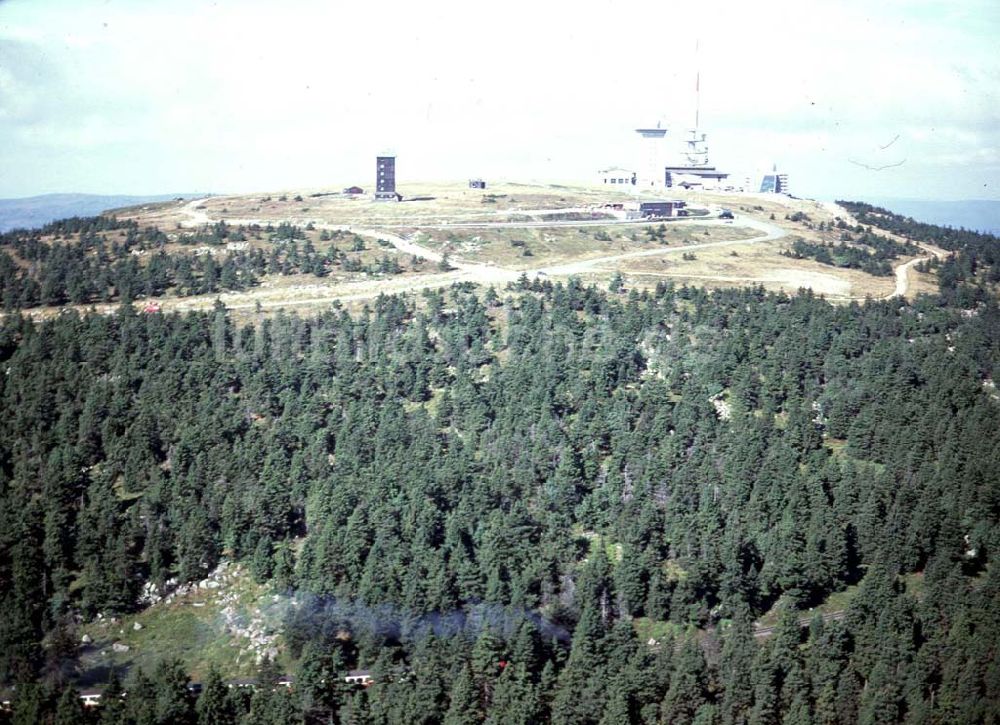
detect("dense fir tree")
(0, 205), (998, 722)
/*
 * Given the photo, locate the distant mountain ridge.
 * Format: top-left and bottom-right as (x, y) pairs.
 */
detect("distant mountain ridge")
(0, 192), (207, 233)
(859, 198), (1000, 236)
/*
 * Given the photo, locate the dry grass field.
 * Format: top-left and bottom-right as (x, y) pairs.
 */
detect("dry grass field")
(115, 182), (639, 229)
(391, 223), (759, 270)
(60, 181), (941, 314)
(616, 244), (884, 299)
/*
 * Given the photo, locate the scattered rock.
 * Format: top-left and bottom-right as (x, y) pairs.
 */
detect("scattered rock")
(138, 580), (162, 606)
(119, 560), (285, 665)
(81, 634), (93, 644)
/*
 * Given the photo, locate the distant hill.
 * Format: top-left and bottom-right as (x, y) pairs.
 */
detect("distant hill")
(860, 198), (1000, 236)
(0, 193), (206, 233)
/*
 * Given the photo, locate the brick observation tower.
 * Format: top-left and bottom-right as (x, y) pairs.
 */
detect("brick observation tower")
(374, 154), (398, 201)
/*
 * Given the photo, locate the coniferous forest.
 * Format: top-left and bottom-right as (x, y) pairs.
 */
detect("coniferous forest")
(0, 216), (407, 310)
(0, 208), (998, 724)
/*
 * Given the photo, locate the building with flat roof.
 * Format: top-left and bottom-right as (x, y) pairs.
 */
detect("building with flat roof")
(375, 155), (400, 201)
(635, 125), (669, 188)
(663, 165), (730, 189)
(598, 167), (637, 187)
(625, 199), (685, 219)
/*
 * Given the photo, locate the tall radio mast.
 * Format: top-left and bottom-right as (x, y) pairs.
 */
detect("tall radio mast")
(681, 39), (709, 168)
(695, 39), (700, 131)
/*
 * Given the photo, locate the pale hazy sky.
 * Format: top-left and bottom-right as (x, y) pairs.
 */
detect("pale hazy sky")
(1, 0), (998, 201)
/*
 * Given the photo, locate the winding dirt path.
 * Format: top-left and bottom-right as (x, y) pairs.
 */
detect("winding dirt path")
(539, 218), (786, 276)
(821, 201), (947, 300)
(889, 243), (947, 299)
(19, 197), (929, 318)
(180, 197), (212, 226)
(176, 197), (783, 298)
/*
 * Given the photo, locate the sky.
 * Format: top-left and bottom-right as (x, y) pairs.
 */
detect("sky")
(1, 0), (998, 201)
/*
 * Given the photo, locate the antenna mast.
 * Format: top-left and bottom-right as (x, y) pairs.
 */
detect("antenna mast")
(680, 39), (710, 169)
(695, 39), (700, 131)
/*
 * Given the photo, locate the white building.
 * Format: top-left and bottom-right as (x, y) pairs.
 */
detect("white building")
(597, 167), (637, 188)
